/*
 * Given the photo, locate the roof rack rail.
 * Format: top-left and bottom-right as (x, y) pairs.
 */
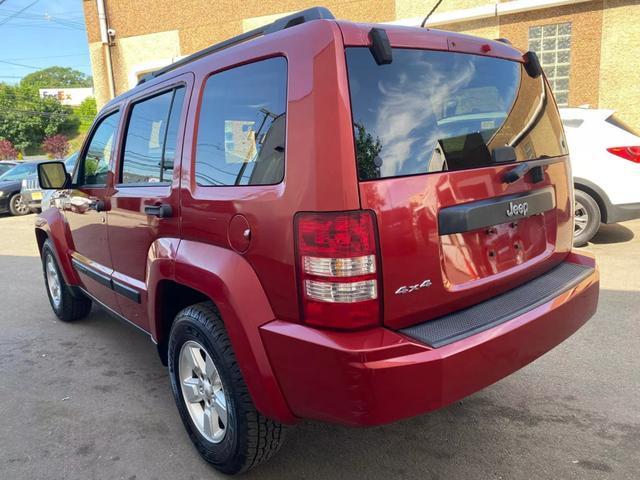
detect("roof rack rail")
(138, 6), (335, 85)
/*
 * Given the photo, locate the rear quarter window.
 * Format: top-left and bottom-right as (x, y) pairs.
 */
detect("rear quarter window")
(195, 57), (287, 186)
(346, 48), (567, 180)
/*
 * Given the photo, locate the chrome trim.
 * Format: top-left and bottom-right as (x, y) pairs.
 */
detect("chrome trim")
(303, 255), (376, 277)
(305, 279), (377, 303)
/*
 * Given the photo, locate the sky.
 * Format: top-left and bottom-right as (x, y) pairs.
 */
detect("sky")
(0, 0), (92, 84)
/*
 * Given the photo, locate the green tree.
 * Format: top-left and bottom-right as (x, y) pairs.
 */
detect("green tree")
(20, 67), (93, 89)
(74, 97), (97, 132)
(0, 82), (78, 153)
(354, 123), (382, 180)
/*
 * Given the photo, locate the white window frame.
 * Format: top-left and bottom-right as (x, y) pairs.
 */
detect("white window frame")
(528, 22), (572, 106)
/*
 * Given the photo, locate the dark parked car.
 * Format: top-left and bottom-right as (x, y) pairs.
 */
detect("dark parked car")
(0, 161), (43, 216)
(0, 161), (17, 176)
(34, 7), (600, 474)
(23, 152), (79, 212)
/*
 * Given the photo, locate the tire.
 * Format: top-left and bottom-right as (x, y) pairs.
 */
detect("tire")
(573, 189), (601, 247)
(41, 239), (92, 322)
(9, 193), (30, 216)
(168, 302), (286, 474)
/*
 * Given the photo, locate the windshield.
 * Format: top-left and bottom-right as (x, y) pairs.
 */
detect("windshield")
(606, 114), (640, 137)
(0, 163), (15, 175)
(65, 152), (79, 170)
(347, 48), (567, 180)
(0, 162), (37, 181)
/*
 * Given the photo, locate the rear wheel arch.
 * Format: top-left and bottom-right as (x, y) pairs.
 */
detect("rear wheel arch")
(35, 227), (48, 256)
(34, 209), (80, 286)
(147, 240), (297, 424)
(154, 280), (209, 365)
(573, 178), (609, 222)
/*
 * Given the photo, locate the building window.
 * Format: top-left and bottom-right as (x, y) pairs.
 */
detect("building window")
(528, 22), (571, 106)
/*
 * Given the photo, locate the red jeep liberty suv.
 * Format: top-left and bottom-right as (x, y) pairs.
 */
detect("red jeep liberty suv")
(35, 7), (599, 474)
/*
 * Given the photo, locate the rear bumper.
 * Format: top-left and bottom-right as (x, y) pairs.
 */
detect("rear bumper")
(605, 202), (640, 224)
(260, 252), (599, 426)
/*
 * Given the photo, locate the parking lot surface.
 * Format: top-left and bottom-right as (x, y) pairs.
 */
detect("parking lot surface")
(0, 213), (638, 480)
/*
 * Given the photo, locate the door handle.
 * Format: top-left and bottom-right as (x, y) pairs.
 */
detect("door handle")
(144, 203), (172, 218)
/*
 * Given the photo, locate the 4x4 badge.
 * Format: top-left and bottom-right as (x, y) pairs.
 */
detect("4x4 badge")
(395, 279), (432, 295)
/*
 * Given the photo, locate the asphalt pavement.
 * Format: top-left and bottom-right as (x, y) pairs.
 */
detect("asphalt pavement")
(0, 213), (638, 480)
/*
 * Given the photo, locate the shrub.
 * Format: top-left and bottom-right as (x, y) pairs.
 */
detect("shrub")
(42, 134), (70, 159)
(0, 139), (18, 160)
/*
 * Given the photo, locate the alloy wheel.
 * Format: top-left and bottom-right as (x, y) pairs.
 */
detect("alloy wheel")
(179, 340), (229, 443)
(574, 200), (589, 237)
(12, 194), (29, 215)
(45, 254), (62, 308)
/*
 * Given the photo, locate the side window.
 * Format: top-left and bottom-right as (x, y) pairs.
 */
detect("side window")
(195, 57), (287, 186)
(80, 111), (121, 186)
(121, 87), (185, 184)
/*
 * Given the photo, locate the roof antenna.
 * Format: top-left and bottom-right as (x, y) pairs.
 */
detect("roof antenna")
(420, 0), (444, 28)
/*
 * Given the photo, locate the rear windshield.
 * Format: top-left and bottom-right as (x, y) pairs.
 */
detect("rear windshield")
(346, 48), (567, 180)
(606, 114), (640, 137)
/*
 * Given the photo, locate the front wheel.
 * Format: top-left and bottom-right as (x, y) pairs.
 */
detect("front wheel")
(168, 302), (286, 474)
(573, 189), (601, 247)
(9, 193), (30, 216)
(41, 239), (92, 322)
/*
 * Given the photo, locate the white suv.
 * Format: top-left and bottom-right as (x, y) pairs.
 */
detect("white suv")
(560, 108), (640, 246)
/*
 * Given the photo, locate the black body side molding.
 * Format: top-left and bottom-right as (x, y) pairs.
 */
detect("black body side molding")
(71, 258), (141, 304)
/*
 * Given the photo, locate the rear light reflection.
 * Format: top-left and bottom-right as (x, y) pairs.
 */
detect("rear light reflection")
(607, 146), (640, 163)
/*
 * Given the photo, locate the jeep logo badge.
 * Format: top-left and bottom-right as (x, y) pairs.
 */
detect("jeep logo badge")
(506, 201), (529, 217)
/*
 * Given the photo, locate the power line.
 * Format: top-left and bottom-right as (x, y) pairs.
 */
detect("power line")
(0, 59), (42, 70)
(0, 53), (88, 62)
(0, 0), (40, 27)
(0, 5), (85, 30)
(0, 108), (95, 119)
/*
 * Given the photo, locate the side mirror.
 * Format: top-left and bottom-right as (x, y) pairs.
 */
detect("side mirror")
(38, 161), (70, 190)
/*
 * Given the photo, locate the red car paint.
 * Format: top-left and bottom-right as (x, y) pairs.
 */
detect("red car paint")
(35, 18), (599, 429)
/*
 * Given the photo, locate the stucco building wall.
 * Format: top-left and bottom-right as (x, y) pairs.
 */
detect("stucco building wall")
(83, 0), (639, 128)
(499, 1), (604, 109)
(599, 0), (640, 127)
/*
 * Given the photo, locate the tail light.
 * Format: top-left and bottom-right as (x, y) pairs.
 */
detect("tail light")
(607, 146), (640, 163)
(295, 210), (381, 330)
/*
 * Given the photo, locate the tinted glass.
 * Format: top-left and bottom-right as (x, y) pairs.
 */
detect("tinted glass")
(64, 152), (79, 172)
(0, 163), (15, 176)
(81, 111), (121, 185)
(195, 57), (287, 186)
(121, 87), (184, 184)
(0, 162), (36, 181)
(347, 48), (567, 180)
(162, 87), (186, 177)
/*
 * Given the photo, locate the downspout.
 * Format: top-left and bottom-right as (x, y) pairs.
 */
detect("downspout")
(97, 0), (115, 100)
